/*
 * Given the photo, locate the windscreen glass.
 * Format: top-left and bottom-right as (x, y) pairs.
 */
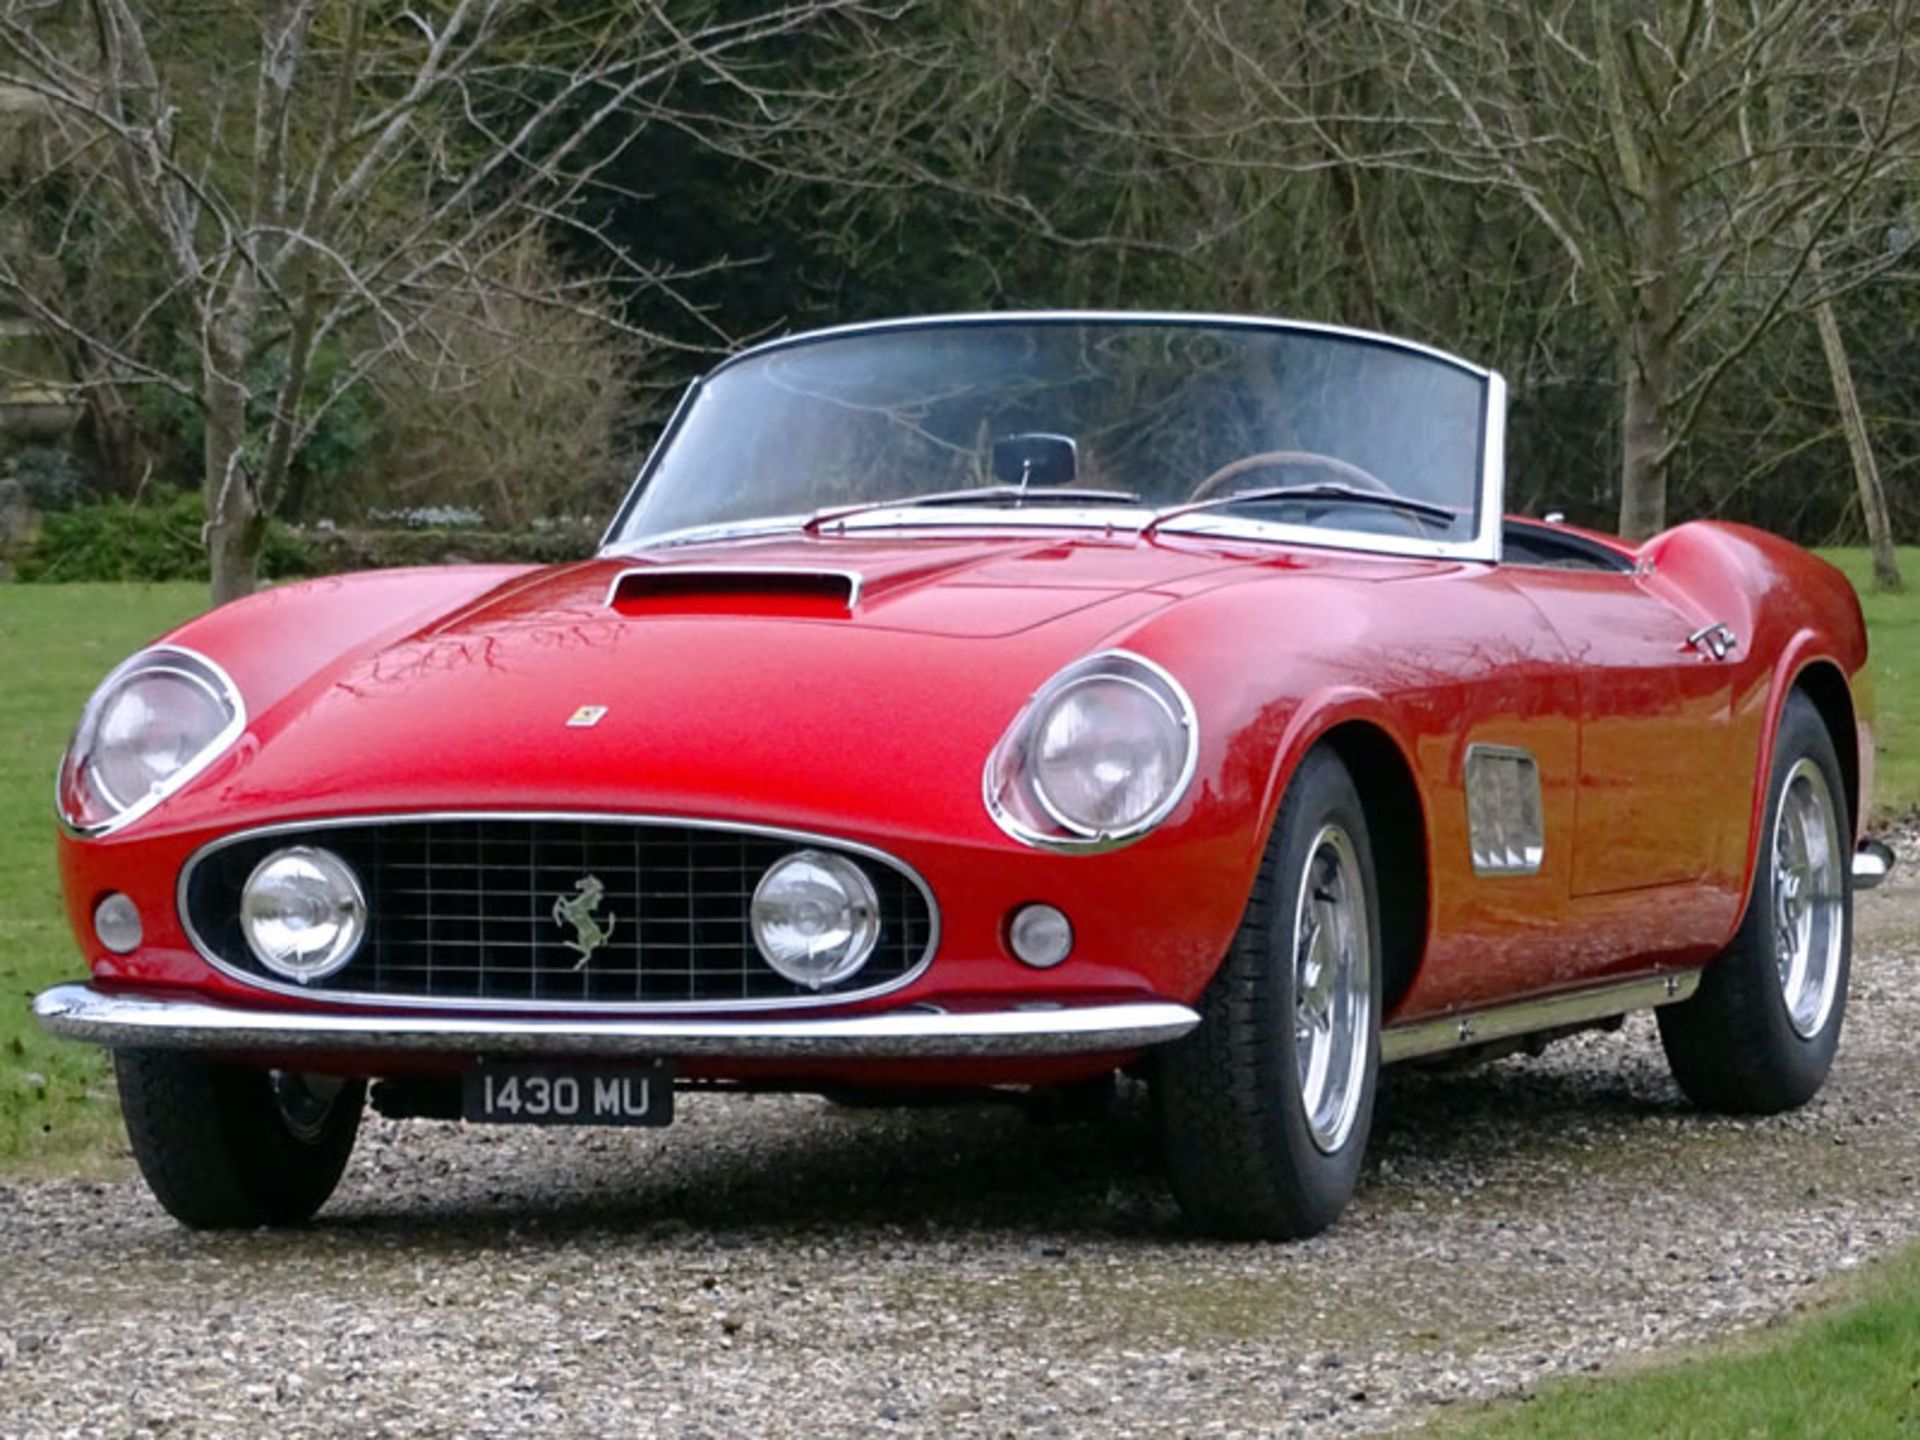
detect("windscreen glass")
(618, 320), (1488, 546)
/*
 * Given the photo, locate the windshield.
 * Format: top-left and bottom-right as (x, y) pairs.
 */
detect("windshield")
(614, 317), (1493, 554)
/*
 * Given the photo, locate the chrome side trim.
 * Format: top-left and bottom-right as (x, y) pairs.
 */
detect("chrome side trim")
(1853, 838), (1896, 891)
(57, 646), (248, 840)
(176, 811), (941, 1015)
(32, 985), (1199, 1059)
(604, 564), (865, 611)
(1380, 971), (1700, 1064)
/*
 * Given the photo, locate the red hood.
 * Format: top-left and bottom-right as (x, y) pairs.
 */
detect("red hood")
(148, 533), (1282, 839)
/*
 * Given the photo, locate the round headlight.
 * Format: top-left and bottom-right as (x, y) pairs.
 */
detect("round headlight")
(1030, 674), (1188, 837)
(983, 651), (1198, 851)
(750, 849), (881, 990)
(90, 671), (232, 811)
(241, 847), (367, 983)
(58, 648), (244, 835)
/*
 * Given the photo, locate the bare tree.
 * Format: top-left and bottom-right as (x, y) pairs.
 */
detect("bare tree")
(1813, 288), (1902, 591)
(0, 0), (885, 601)
(1295, 0), (1920, 540)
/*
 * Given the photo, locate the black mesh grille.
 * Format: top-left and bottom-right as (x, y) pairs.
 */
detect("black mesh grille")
(183, 818), (934, 1006)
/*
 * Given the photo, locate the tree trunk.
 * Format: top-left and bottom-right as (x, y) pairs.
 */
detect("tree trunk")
(1813, 296), (1902, 592)
(1618, 311), (1673, 541)
(1617, 144), (1679, 544)
(201, 338), (264, 606)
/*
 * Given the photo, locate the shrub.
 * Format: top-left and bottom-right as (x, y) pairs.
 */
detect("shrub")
(13, 490), (595, 583)
(14, 489), (211, 581)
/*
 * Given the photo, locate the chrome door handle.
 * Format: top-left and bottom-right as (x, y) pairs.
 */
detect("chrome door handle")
(1685, 623), (1738, 661)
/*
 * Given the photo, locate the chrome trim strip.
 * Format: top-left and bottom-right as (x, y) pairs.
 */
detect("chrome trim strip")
(601, 379), (700, 547)
(1482, 371), (1508, 564)
(32, 985), (1199, 1059)
(603, 563), (865, 611)
(57, 646), (248, 840)
(176, 811), (942, 1015)
(1853, 839), (1896, 891)
(982, 650), (1201, 853)
(604, 514), (812, 556)
(1148, 514), (1495, 564)
(1380, 971), (1700, 1064)
(709, 311), (1493, 382)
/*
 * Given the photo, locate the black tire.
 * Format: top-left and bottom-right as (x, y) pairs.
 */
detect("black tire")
(1657, 692), (1851, 1113)
(115, 1052), (365, 1229)
(1154, 747), (1382, 1239)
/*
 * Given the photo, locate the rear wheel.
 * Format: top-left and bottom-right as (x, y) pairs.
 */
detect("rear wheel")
(1658, 692), (1851, 1113)
(1155, 748), (1381, 1239)
(116, 1052), (365, 1229)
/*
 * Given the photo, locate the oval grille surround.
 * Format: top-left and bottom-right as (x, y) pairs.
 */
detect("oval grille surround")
(179, 815), (936, 1011)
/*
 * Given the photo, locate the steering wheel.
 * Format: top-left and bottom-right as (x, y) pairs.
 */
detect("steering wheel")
(1187, 449), (1392, 504)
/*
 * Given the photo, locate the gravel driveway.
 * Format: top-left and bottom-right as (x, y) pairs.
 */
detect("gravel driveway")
(5, 838), (1919, 1439)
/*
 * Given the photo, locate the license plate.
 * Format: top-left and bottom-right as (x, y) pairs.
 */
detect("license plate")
(461, 1061), (673, 1127)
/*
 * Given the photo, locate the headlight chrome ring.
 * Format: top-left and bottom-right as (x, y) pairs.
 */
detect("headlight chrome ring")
(56, 646), (246, 838)
(983, 650), (1198, 852)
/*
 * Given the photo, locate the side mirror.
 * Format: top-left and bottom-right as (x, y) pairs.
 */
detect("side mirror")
(992, 433), (1077, 490)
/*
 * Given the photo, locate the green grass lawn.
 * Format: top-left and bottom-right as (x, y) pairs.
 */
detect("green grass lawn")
(1819, 547), (1920, 820)
(1430, 1245), (1920, 1439)
(0, 582), (207, 1171)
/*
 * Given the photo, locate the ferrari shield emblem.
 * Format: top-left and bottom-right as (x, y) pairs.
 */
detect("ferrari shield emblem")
(554, 876), (617, 969)
(566, 704), (609, 728)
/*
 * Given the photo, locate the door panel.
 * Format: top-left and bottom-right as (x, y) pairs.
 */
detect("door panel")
(1504, 568), (1737, 896)
(1373, 563), (1581, 1017)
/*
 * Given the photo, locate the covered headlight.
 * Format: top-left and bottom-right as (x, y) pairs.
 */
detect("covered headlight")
(984, 650), (1197, 849)
(57, 648), (245, 835)
(241, 847), (367, 982)
(751, 849), (881, 990)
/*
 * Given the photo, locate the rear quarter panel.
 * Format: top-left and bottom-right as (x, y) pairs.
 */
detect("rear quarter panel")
(1639, 522), (1872, 912)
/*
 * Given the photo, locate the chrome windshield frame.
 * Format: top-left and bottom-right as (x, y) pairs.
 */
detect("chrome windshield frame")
(602, 312), (1507, 565)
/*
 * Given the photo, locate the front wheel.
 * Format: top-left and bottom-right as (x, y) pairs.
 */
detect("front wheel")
(1154, 747), (1381, 1239)
(116, 1052), (365, 1229)
(1658, 691), (1851, 1113)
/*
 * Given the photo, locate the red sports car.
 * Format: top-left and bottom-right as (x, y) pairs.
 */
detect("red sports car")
(34, 313), (1895, 1238)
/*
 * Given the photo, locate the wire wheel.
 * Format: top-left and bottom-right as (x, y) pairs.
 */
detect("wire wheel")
(1771, 757), (1845, 1039)
(1292, 824), (1374, 1153)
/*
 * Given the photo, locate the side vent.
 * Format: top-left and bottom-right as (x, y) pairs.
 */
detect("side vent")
(605, 566), (862, 618)
(1464, 745), (1545, 876)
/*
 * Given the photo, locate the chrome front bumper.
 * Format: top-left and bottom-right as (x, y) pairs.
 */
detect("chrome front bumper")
(32, 984), (1199, 1060)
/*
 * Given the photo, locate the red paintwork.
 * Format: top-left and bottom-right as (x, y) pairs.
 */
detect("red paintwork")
(56, 519), (1872, 1087)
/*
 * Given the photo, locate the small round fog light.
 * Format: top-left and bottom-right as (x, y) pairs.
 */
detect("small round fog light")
(1008, 903), (1073, 968)
(94, 893), (143, 954)
(241, 846), (366, 983)
(750, 849), (881, 990)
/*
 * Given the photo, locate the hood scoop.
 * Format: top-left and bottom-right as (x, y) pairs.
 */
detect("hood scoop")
(606, 564), (862, 618)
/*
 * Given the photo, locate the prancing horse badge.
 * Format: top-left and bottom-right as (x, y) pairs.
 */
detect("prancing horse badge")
(554, 876), (617, 969)
(567, 704), (609, 728)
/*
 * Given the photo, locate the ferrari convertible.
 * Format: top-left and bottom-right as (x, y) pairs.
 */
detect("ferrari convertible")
(34, 312), (1895, 1238)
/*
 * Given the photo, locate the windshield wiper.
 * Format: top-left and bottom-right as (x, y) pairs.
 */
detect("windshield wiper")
(1142, 483), (1459, 538)
(804, 485), (1143, 533)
